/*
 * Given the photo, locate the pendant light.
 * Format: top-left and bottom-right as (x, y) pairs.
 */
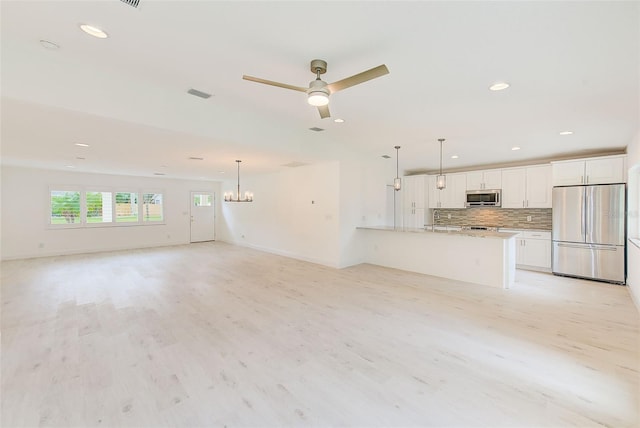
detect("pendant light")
(224, 160), (253, 202)
(393, 145), (401, 191)
(436, 138), (446, 190)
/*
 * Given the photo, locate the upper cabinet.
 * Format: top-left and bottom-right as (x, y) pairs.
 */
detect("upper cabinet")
(552, 155), (626, 186)
(466, 169), (502, 190)
(428, 173), (466, 208)
(502, 165), (552, 208)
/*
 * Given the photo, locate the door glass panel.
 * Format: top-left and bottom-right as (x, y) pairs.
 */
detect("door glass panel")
(193, 194), (212, 206)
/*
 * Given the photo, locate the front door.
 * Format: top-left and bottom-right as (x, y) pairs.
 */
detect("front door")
(190, 191), (215, 242)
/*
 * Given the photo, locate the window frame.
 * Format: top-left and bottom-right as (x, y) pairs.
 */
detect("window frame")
(142, 191), (165, 223)
(48, 186), (84, 228)
(85, 188), (115, 227)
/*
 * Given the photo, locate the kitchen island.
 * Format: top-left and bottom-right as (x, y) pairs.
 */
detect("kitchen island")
(357, 226), (517, 289)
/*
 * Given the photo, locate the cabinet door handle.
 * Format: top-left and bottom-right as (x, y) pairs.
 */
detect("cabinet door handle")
(580, 176), (584, 184)
(522, 200), (525, 208)
(586, 175), (589, 183)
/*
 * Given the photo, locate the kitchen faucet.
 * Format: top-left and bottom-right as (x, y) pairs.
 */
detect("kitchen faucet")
(432, 209), (440, 231)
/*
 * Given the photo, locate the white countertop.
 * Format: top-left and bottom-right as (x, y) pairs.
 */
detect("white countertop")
(357, 226), (519, 239)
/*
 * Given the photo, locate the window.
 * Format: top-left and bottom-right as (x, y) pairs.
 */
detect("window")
(50, 190), (81, 225)
(142, 193), (163, 222)
(115, 192), (138, 223)
(193, 194), (212, 206)
(86, 191), (113, 224)
(49, 188), (164, 228)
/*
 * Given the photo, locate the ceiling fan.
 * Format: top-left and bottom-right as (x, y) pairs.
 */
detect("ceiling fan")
(242, 59), (389, 119)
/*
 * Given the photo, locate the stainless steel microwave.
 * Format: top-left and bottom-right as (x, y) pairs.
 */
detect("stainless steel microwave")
(466, 189), (501, 207)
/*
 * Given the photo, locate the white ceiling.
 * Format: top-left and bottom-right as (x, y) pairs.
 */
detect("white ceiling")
(1, 1), (638, 180)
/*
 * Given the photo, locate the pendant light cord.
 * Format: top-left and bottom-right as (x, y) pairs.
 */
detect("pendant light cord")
(236, 160), (241, 201)
(438, 138), (444, 175)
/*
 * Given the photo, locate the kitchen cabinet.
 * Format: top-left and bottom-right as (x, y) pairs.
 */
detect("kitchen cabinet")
(501, 229), (551, 270)
(466, 169), (502, 190)
(552, 155), (626, 186)
(402, 175), (427, 228)
(428, 173), (466, 208)
(501, 165), (552, 208)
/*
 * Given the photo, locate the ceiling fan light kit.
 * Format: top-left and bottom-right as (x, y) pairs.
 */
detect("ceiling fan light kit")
(307, 80), (330, 106)
(243, 59), (389, 118)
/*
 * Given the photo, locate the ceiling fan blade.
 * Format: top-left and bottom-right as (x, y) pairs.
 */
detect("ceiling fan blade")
(318, 104), (330, 119)
(242, 75), (307, 92)
(327, 64), (389, 93)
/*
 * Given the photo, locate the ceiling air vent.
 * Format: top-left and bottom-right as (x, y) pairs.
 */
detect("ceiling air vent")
(188, 156), (204, 161)
(120, 0), (140, 8)
(381, 155), (391, 159)
(308, 127), (324, 132)
(187, 88), (212, 99)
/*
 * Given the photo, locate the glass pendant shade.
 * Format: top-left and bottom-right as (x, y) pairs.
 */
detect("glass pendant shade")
(393, 177), (401, 191)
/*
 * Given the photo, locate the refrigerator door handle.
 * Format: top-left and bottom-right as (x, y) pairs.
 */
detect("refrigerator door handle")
(556, 243), (618, 251)
(582, 187), (587, 242)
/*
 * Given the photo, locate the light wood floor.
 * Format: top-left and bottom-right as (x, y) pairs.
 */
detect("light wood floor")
(2, 242), (638, 427)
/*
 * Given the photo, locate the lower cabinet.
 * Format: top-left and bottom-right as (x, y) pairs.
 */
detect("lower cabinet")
(502, 229), (551, 270)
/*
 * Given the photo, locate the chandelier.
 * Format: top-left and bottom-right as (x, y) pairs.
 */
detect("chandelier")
(224, 160), (253, 202)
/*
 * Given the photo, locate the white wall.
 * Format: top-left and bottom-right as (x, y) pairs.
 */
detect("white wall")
(218, 161), (342, 267)
(626, 132), (640, 308)
(0, 166), (219, 260)
(218, 158), (395, 268)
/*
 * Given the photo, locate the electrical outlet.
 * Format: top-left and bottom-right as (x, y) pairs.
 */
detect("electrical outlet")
(527, 215), (532, 222)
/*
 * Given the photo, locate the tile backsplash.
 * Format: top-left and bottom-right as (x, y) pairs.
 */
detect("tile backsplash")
(432, 208), (552, 230)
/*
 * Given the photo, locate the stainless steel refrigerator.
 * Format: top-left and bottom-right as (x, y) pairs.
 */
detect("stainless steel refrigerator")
(552, 184), (626, 284)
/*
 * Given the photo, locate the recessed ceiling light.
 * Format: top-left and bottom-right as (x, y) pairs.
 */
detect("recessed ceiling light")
(334, 118), (345, 123)
(39, 40), (60, 50)
(511, 146), (521, 151)
(559, 131), (573, 135)
(489, 82), (510, 91)
(153, 172), (166, 176)
(74, 143), (90, 147)
(76, 157), (86, 160)
(451, 155), (459, 159)
(65, 165), (75, 168)
(79, 24), (108, 39)
(188, 157), (204, 161)
(219, 171), (225, 174)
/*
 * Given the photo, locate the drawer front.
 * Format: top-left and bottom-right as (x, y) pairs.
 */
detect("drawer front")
(524, 231), (551, 240)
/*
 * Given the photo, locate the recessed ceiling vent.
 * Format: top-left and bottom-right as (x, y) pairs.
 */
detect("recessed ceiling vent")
(120, 0), (140, 8)
(381, 155), (391, 159)
(188, 156), (204, 161)
(187, 88), (212, 99)
(309, 127), (324, 132)
(282, 161), (309, 168)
